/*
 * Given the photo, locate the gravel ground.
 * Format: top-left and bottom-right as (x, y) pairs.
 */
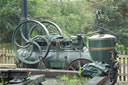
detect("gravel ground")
(115, 82), (128, 85)
(42, 78), (66, 85)
(42, 78), (87, 85)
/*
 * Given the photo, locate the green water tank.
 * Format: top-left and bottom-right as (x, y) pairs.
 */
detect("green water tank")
(88, 34), (116, 65)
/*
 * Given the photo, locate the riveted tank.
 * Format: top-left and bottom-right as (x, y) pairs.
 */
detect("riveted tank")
(88, 34), (116, 65)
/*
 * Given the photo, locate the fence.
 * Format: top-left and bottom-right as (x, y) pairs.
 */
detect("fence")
(118, 48), (128, 82)
(0, 48), (15, 64)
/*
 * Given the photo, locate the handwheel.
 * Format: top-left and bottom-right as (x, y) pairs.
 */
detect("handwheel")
(66, 58), (92, 71)
(41, 21), (64, 37)
(12, 20), (50, 64)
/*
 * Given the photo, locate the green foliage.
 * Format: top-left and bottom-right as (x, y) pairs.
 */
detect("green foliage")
(0, 78), (8, 85)
(0, 0), (20, 43)
(33, 1), (92, 37)
(1, 0), (128, 47)
(116, 43), (128, 55)
(57, 74), (91, 85)
(87, 0), (128, 46)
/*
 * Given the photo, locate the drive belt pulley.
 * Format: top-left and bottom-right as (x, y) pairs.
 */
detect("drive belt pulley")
(12, 20), (51, 64)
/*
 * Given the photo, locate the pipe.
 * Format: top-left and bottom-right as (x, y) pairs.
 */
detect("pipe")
(21, 0), (28, 39)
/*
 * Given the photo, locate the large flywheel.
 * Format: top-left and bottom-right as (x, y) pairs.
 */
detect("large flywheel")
(41, 21), (63, 37)
(12, 20), (51, 64)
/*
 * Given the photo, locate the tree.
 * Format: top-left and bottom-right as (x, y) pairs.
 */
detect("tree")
(1, 0), (128, 46)
(80, 0), (128, 46)
(0, 0), (20, 42)
(0, 0), (41, 43)
(93, 0), (128, 46)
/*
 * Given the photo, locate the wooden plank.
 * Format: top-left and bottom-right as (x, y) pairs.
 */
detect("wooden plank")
(123, 57), (126, 81)
(6, 49), (8, 64)
(1, 49), (3, 64)
(118, 51), (121, 55)
(119, 57), (122, 81)
(118, 55), (128, 58)
(3, 48), (6, 54)
(123, 51), (125, 55)
(6, 53), (15, 56)
(10, 56), (12, 64)
(6, 56), (9, 64)
(127, 58), (128, 81)
(3, 48), (6, 64)
(118, 73), (128, 76)
(12, 56), (15, 64)
(0, 64), (16, 69)
(1, 54), (3, 64)
(85, 76), (110, 85)
(9, 56), (11, 64)
(3, 54), (6, 64)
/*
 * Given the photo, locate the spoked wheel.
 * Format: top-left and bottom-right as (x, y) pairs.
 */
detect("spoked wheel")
(41, 21), (63, 37)
(12, 20), (51, 64)
(66, 58), (92, 71)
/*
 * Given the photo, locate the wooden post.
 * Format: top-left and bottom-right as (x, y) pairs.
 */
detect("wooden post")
(12, 55), (15, 64)
(0, 49), (1, 63)
(6, 49), (8, 64)
(123, 57), (126, 81)
(119, 57), (122, 81)
(127, 57), (128, 81)
(119, 50), (121, 55)
(0, 54), (2, 64)
(123, 50), (125, 55)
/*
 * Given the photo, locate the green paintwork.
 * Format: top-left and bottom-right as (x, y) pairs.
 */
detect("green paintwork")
(89, 39), (115, 48)
(89, 49), (113, 64)
(50, 61), (64, 68)
(88, 34), (116, 65)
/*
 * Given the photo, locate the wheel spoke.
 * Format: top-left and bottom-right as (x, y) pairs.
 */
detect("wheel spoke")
(78, 60), (81, 68)
(41, 21), (63, 37)
(21, 29), (29, 42)
(20, 44), (34, 59)
(66, 58), (92, 71)
(75, 60), (81, 69)
(29, 24), (39, 38)
(14, 31), (30, 48)
(15, 40), (30, 48)
(32, 41), (42, 53)
(69, 65), (76, 71)
(46, 24), (50, 28)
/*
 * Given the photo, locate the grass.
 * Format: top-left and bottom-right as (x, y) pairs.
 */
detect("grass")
(57, 74), (91, 85)
(43, 74), (91, 85)
(0, 81), (8, 85)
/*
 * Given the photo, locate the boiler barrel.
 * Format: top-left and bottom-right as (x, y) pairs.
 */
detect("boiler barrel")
(88, 34), (116, 65)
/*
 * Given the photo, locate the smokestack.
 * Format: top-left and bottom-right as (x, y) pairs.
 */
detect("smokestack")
(21, 0), (28, 39)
